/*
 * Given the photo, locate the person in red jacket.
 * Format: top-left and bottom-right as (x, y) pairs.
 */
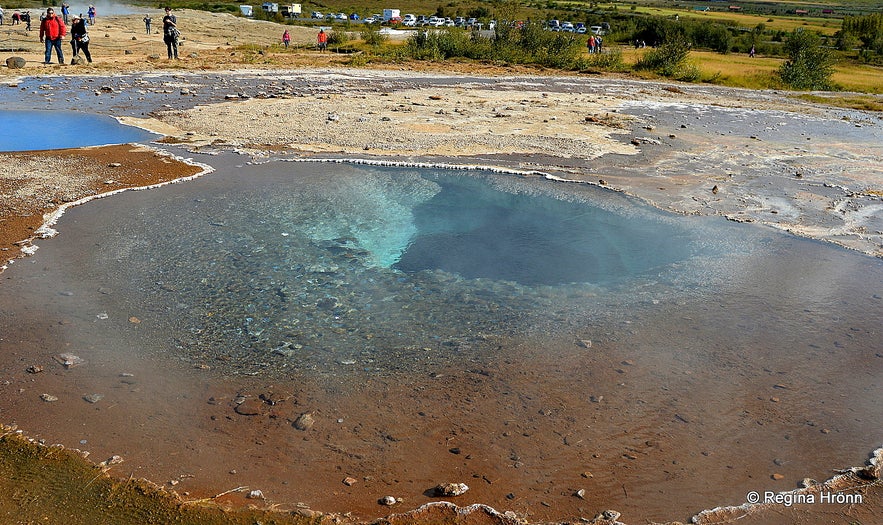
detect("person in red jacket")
(39, 7), (66, 64)
(317, 28), (327, 51)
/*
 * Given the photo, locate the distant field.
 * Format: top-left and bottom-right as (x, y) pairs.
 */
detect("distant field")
(558, 2), (842, 35)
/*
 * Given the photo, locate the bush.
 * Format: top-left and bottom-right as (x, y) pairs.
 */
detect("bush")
(778, 29), (835, 90)
(576, 47), (624, 71)
(635, 36), (692, 77)
(361, 28), (388, 48)
(327, 30), (349, 46)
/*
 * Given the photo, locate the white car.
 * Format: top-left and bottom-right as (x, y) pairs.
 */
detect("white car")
(334, 13), (347, 20)
(402, 14), (417, 26)
(311, 11), (323, 19)
(561, 22), (575, 32)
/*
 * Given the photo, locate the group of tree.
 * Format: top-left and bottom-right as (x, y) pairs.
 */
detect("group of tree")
(836, 13), (883, 64)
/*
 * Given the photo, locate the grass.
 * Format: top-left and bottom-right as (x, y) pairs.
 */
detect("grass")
(0, 426), (317, 525)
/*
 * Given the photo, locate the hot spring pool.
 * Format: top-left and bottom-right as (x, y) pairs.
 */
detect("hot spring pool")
(0, 159), (879, 522)
(0, 110), (156, 152)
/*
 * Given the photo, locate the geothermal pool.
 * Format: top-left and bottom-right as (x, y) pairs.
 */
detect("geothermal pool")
(0, 110), (156, 152)
(0, 160), (879, 522)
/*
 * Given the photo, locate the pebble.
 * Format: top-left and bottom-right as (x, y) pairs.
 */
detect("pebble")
(40, 394), (58, 402)
(83, 393), (104, 404)
(379, 495), (397, 505)
(575, 488), (586, 499)
(343, 477), (357, 486)
(247, 489), (264, 499)
(55, 353), (85, 369)
(772, 473), (785, 480)
(434, 482), (469, 496)
(293, 411), (315, 431)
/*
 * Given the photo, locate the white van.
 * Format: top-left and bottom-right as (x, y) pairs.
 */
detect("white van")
(402, 14), (417, 26)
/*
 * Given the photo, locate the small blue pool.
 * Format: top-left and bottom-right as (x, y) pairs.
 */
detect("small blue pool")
(0, 110), (157, 152)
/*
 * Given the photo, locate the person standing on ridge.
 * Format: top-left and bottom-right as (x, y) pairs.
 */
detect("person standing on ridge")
(162, 7), (179, 59)
(39, 7), (66, 64)
(282, 29), (290, 48)
(143, 14), (151, 34)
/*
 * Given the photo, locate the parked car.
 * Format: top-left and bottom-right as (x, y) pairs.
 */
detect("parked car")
(466, 17), (477, 27)
(311, 11), (323, 19)
(548, 19), (560, 30)
(428, 16), (444, 27)
(416, 15), (429, 26)
(575, 23), (586, 34)
(454, 16), (465, 27)
(334, 13), (347, 20)
(402, 13), (417, 26)
(561, 21), (574, 32)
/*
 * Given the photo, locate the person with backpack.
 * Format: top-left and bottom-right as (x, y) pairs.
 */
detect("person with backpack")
(70, 15), (92, 63)
(39, 7), (66, 64)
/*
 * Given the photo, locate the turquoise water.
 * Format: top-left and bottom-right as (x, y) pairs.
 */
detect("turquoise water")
(5, 161), (762, 374)
(0, 110), (156, 152)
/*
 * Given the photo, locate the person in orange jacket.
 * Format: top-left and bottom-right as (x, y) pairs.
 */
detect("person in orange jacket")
(317, 28), (327, 51)
(39, 7), (67, 64)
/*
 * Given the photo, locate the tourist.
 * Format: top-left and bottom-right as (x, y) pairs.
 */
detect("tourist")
(749, 45), (756, 58)
(60, 2), (69, 24)
(143, 14), (151, 34)
(595, 35), (602, 53)
(70, 15), (92, 63)
(87, 4), (95, 25)
(39, 7), (66, 64)
(587, 34), (595, 54)
(163, 7), (179, 59)
(0, 6), (5, 26)
(282, 29), (290, 48)
(11, 10), (19, 25)
(317, 28), (327, 51)
(22, 10), (30, 30)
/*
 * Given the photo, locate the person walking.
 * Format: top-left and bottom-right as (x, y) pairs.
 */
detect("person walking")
(749, 45), (756, 58)
(60, 2), (69, 24)
(282, 29), (290, 48)
(87, 5), (95, 25)
(143, 14), (151, 34)
(162, 7), (179, 59)
(22, 10), (30, 30)
(316, 28), (327, 51)
(70, 15), (92, 63)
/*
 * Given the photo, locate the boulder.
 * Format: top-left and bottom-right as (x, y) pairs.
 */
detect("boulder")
(6, 57), (26, 69)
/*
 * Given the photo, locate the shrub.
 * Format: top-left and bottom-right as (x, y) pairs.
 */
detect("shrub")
(361, 28), (388, 48)
(327, 30), (349, 46)
(635, 36), (692, 77)
(778, 29), (835, 90)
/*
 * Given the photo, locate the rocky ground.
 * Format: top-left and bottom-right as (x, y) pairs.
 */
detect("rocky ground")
(0, 9), (881, 525)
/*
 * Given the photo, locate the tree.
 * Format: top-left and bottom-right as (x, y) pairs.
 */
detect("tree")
(778, 29), (835, 90)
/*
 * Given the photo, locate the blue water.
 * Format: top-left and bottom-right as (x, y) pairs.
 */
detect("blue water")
(0, 110), (156, 152)
(394, 173), (692, 285)
(2, 161), (758, 373)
